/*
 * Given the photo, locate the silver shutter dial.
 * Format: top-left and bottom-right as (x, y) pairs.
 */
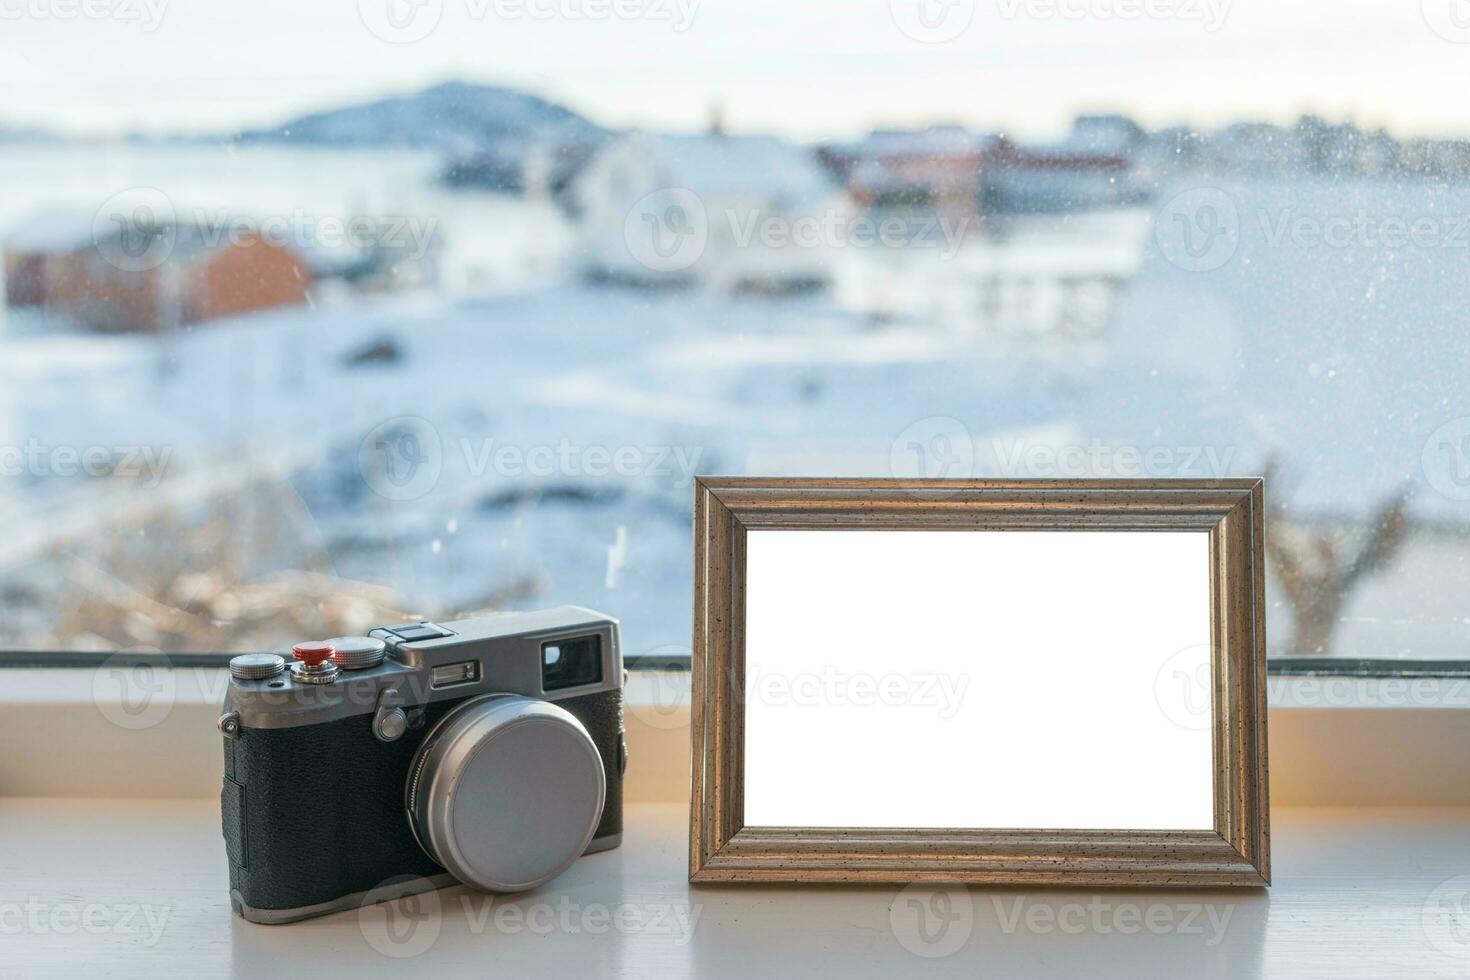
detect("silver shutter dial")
(228, 654), (286, 681)
(406, 695), (606, 893)
(328, 636), (387, 670)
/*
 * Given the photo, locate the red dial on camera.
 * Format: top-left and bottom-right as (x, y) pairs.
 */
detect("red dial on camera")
(292, 641), (335, 666)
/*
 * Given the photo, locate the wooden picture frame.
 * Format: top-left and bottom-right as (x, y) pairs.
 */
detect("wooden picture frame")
(689, 477), (1270, 887)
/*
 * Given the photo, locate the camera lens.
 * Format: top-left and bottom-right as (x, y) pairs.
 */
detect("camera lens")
(405, 695), (606, 892)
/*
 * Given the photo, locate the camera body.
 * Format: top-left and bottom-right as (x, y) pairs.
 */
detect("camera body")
(219, 606), (625, 924)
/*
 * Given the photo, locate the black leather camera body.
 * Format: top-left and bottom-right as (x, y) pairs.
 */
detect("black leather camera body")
(219, 607), (626, 924)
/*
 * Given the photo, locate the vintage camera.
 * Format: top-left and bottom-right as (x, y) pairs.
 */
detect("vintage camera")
(219, 606), (625, 924)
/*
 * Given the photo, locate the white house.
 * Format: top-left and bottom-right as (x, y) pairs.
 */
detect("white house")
(572, 132), (853, 294)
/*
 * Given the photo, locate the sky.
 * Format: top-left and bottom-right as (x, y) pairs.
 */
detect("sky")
(1, 0), (1468, 141)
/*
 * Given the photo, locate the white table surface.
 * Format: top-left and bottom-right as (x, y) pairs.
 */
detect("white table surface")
(2, 799), (1469, 978)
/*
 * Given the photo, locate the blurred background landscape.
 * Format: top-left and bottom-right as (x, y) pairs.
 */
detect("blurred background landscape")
(2, 0), (1468, 660)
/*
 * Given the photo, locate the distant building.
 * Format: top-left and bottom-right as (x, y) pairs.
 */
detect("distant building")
(981, 117), (1149, 214)
(1208, 122), (1299, 174)
(819, 126), (992, 226)
(1067, 115), (1148, 157)
(819, 117), (1155, 222)
(573, 132), (852, 294)
(4, 213), (311, 333)
(1135, 126), (1208, 181)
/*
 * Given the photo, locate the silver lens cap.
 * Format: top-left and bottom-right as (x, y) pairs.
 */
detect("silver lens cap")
(406, 695), (606, 892)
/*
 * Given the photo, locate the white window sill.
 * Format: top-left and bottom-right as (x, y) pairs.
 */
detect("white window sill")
(4, 669), (1470, 975)
(1, 796), (1468, 977)
(2, 670), (1470, 805)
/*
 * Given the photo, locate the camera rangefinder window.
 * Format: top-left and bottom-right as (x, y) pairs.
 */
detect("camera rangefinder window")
(542, 636), (603, 692)
(430, 661), (480, 688)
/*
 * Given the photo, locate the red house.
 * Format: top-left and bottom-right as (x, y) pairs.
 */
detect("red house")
(4, 213), (312, 333)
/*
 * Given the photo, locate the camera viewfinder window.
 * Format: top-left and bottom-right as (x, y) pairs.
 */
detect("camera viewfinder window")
(542, 636), (603, 692)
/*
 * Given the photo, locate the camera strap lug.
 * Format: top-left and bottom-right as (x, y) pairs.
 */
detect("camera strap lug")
(218, 711), (242, 740)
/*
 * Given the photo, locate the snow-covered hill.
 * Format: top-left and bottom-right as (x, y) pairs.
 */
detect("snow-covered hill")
(239, 81), (608, 154)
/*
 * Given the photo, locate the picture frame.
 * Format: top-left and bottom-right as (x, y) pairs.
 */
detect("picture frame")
(689, 477), (1270, 887)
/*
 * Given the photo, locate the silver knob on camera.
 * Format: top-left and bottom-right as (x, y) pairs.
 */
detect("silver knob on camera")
(372, 688), (409, 742)
(228, 654), (286, 682)
(329, 636), (386, 670)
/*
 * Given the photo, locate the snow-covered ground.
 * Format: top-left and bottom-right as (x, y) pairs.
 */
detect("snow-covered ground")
(3, 145), (1469, 659)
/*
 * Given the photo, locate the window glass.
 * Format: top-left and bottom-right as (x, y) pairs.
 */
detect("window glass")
(1, 0), (1465, 661)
